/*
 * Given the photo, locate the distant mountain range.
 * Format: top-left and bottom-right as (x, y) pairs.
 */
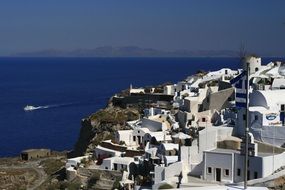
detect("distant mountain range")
(12, 46), (239, 57)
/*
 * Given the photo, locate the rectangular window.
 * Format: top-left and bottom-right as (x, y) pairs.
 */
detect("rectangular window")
(237, 168), (241, 176)
(114, 163), (117, 170)
(254, 172), (258, 179)
(255, 115), (258, 121)
(243, 114), (246, 121)
(224, 169), (229, 176)
(133, 136), (136, 142)
(207, 167), (212, 174)
(281, 105), (285, 111)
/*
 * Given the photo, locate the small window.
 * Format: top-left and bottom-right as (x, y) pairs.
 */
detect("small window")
(254, 115), (258, 121)
(105, 167), (108, 169)
(243, 114), (246, 121)
(138, 130), (140, 133)
(237, 168), (241, 176)
(207, 167), (212, 174)
(281, 105), (285, 111)
(255, 67), (259, 72)
(202, 118), (206, 122)
(254, 172), (258, 179)
(224, 169), (229, 176)
(133, 136), (136, 142)
(114, 163), (118, 170)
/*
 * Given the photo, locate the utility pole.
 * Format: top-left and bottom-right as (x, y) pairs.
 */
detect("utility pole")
(244, 62), (250, 189)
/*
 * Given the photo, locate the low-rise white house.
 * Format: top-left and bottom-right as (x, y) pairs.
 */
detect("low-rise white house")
(163, 85), (175, 95)
(141, 115), (171, 132)
(159, 143), (179, 155)
(115, 128), (172, 148)
(115, 130), (133, 145)
(203, 148), (235, 183)
(66, 155), (90, 169)
(204, 148), (285, 183)
(129, 84), (145, 94)
(143, 131), (172, 145)
(153, 161), (186, 189)
(203, 135), (285, 183)
(100, 156), (137, 172)
(178, 126), (234, 177)
(115, 108), (173, 148)
(94, 144), (123, 158)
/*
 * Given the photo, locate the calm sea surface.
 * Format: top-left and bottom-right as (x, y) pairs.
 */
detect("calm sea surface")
(0, 57), (276, 157)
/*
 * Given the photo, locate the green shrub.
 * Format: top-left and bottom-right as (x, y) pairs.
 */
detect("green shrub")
(87, 173), (100, 188)
(40, 159), (65, 175)
(112, 178), (121, 190)
(158, 183), (173, 189)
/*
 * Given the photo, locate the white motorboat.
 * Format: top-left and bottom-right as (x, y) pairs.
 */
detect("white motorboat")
(24, 105), (40, 111)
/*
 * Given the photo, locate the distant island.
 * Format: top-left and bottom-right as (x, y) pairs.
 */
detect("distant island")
(12, 46), (239, 57)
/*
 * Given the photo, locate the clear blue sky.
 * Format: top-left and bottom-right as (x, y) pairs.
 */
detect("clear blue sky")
(0, 0), (285, 56)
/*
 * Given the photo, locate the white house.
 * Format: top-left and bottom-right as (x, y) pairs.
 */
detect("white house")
(143, 107), (171, 118)
(66, 155), (90, 169)
(94, 144), (123, 158)
(115, 126), (172, 148)
(153, 161), (186, 189)
(115, 130), (133, 146)
(163, 85), (175, 95)
(178, 126), (234, 177)
(141, 115), (171, 132)
(143, 131), (172, 145)
(203, 135), (285, 183)
(100, 156), (137, 172)
(129, 84), (145, 94)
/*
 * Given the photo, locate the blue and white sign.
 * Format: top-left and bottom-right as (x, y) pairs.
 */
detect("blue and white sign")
(266, 113), (277, 121)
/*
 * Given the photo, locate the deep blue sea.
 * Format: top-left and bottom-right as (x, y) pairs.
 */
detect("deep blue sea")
(0, 57), (277, 157)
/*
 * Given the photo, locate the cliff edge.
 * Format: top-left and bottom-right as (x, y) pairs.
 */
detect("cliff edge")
(69, 98), (140, 157)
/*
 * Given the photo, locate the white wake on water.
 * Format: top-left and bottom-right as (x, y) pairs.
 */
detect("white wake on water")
(23, 103), (74, 111)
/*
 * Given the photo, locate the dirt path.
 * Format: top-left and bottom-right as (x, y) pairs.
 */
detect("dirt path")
(0, 159), (48, 190)
(0, 158), (56, 190)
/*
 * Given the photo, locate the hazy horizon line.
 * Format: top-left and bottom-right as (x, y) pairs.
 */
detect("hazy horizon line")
(4, 46), (284, 58)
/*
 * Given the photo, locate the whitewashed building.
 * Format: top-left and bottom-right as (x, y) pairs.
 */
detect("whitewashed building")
(94, 144), (123, 158)
(100, 156), (138, 172)
(236, 90), (285, 146)
(203, 134), (285, 183)
(115, 108), (173, 148)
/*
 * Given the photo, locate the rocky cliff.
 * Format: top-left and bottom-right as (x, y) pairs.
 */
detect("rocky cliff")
(70, 99), (140, 157)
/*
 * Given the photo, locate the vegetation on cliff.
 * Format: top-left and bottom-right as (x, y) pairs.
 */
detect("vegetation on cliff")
(70, 102), (140, 157)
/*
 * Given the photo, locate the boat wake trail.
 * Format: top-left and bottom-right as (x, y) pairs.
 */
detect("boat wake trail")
(24, 96), (109, 112)
(23, 103), (75, 111)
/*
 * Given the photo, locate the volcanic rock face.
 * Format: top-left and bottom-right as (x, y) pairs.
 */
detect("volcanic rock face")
(70, 103), (140, 157)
